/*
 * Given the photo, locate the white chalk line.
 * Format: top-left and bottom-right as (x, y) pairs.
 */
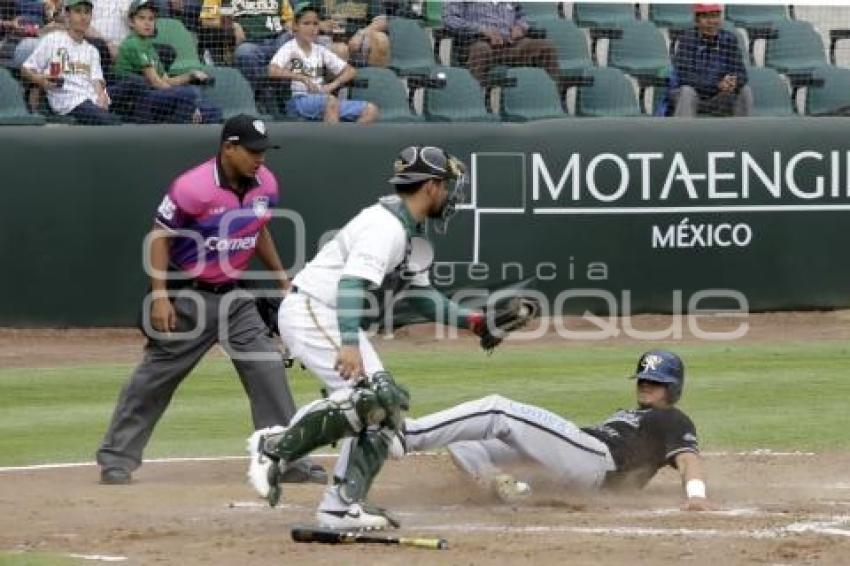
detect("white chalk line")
(68, 554), (127, 562)
(0, 449), (817, 473)
(413, 515), (850, 540)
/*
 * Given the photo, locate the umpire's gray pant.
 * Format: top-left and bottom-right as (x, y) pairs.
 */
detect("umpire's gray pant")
(96, 290), (297, 472)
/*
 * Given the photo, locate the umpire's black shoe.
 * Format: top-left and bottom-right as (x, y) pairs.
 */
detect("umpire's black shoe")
(280, 460), (328, 485)
(100, 467), (131, 485)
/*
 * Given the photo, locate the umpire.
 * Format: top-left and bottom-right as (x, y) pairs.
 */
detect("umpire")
(96, 115), (325, 485)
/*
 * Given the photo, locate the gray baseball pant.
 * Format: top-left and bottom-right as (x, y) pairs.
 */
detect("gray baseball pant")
(96, 290), (297, 471)
(404, 394), (616, 490)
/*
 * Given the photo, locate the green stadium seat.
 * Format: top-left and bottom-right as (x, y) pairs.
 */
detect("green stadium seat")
(518, 2), (562, 24)
(764, 20), (828, 74)
(423, 66), (495, 122)
(575, 66), (642, 117)
(422, 0), (443, 28)
(348, 66), (421, 122)
(0, 68), (45, 125)
(572, 3), (637, 28)
(388, 17), (438, 76)
(806, 66), (850, 116)
(725, 5), (789, 28)
(202, 66), (262, 119)
(649, 4), (694, 30)
(499, 67), (567, 122)
(155, 18), (204, 75)
(608, 20), (670, 78)
(746, 66), (795, 117)
(537, 19), (594, 74)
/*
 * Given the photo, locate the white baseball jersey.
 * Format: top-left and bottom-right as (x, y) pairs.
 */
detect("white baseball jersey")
(292, 202), (430, 307)
(23, 31), (104, 115)
(269, 38), (348, 96)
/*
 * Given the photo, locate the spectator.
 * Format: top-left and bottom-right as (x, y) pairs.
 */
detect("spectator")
(21, 0), (120, 124)
(316, 0), (389, 67)
(671, 4), (752, 117)
(111, 0), (221, 123)
(200, 0), (293, 103)
(1, 0), (63, 70)
(89, 0), (132, 62)
(443, 1), (558, 85)
(269, 4), (377, 122)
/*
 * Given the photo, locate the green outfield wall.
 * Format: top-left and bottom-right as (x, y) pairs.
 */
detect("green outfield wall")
(1, 119), (849, 326)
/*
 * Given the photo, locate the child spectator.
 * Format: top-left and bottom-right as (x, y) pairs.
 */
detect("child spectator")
(112, 0), (221, 123)
(269, 4), (377, 123)
(21, 0), (120, 124)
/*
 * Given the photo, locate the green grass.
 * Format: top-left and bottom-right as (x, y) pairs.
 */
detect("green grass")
(1, 341), (849, 466)
(0, 553), (83, 565)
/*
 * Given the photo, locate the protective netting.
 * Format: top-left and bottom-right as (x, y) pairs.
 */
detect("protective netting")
(1, 2), (850, 125)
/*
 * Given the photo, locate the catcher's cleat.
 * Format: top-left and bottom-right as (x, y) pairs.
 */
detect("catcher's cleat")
(493, 474), (532, 504)
(246, 426), (285, 504)
(316, 503), (401, 530)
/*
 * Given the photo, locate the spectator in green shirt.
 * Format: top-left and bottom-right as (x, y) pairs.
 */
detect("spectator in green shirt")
(111, 0), (220, 123)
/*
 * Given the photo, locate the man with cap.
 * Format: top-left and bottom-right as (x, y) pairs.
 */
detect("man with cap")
(401, 350), (712, 511)
(670, 4), (752, 117)
(246, 146), (540, 529)
(96, 114), (326, 486)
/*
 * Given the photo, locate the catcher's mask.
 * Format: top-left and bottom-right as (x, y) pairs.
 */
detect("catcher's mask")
(388, 145), (468, 234)
(631, 350), (685, 404)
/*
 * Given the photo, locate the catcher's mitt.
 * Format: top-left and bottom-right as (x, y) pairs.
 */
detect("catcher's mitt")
(473, 296), (541, 353)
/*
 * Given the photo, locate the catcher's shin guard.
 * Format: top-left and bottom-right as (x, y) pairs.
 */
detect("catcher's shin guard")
(262, 395), (357, 463)
(336, 427), (395, 505)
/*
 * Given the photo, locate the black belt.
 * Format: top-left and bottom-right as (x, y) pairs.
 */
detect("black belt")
(191, 280), (239, 294)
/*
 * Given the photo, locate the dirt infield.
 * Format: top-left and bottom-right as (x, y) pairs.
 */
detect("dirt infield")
(1, 313), (849, 564)
(1, 453), (849, 565)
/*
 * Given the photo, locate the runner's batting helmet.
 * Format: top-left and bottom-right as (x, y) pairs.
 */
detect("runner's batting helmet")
(632, 350), (685, 403)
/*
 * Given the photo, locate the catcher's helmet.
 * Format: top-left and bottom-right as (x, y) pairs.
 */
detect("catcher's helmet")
(388, 145), (468, 234)
(631, 350), (685, 403)
(388, 146), (464, 185)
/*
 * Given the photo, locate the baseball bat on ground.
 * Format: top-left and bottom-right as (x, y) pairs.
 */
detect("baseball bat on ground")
(291, 525), (448, 550)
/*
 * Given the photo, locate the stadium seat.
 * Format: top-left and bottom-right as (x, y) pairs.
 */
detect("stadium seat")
(423, 66), (495, 122)
(806, 66), (850, 116)
(348, 66), (421, 122)
(725, 5), (789, 28)
(608, 20), (670, 78)
(518, 2), (562, 24)
(538, 19), (594, 74)
(499, 67), (568, 122)
(155, 18), (204, 75)
(764, 20), (828, 74)
(202, 66), (262, 119)
(572, 3), (637, 28)
(422, 0), (443, 28)
(0, 68), (45, 125)
(388, 17), (438, 76)
(746, 66), (795, 116)
(574, 66), (642, 117)
(649, 4), (694, 31)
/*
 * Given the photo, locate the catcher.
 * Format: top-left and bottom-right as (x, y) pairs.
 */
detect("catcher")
(404, 350), (712, 511)
(246, 145), (540, 530)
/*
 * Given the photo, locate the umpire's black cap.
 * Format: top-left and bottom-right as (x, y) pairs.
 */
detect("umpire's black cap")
(221, 114), (280, 151)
